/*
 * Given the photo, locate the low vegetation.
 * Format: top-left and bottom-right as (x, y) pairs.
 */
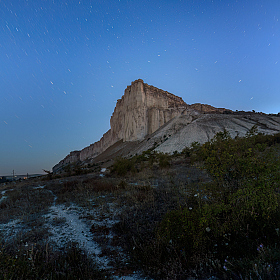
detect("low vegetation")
(1, 127), (280, 279)
(111, 150), (171, 176)
(0, 242), (110, 280)
(0, 184), (53, 224)
(114, 127), (280, 279)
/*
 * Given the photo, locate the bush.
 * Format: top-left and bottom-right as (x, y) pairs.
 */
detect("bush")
(111, 157), (136, 176)
(158, 153), (170, 168)
(156, 128), (280, 277)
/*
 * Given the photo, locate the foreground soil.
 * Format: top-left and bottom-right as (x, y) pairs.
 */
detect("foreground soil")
(0, 156), (208, 279)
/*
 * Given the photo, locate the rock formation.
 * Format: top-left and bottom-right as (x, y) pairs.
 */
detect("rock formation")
(110, 79), (188, 141)
(54, 79), (190, 171)
(189, 103), (232, 114)
(53, 79), (280, 173)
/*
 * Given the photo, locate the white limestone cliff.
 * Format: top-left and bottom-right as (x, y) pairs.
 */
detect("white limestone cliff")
(53, 79), (280, 173)
(53, 79), (189, 171)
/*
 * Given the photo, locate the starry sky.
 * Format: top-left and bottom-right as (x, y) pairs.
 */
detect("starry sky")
(0, 0), (279, 176)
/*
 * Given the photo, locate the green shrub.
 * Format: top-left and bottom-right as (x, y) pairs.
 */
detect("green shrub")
(181, 146), (191, 157)
(158, 153), (170, 168)
(111, 157), (136, 176)
(157, 206), (207, 259)
(156, 128), (280, 276)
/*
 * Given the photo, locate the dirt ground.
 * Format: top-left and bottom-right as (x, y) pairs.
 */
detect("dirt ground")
(0, 156), (209, 279)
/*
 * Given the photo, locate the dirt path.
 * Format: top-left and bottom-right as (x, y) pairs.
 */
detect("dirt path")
(43, 186), (151, 280)
(0, 183), (151, 279)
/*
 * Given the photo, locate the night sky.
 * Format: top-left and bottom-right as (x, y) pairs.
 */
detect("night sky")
(1, 0), (279, 176)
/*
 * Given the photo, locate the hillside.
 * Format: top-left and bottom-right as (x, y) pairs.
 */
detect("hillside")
(2, 131), (280, 279)
(53, 79), (280, 173)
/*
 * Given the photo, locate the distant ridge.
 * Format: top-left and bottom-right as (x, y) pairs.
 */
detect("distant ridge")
(53, 79), (280, 173)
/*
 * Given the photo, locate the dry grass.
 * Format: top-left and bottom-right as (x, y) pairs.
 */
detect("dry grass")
(0, 154), (212, 279)
(0, 241), (111, 280)
(45, 177), (119, 206)
(0, 183), (54, 224)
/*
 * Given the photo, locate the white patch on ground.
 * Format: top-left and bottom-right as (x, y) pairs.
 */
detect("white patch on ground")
(0, 189), (14, 203)
(43, 190), (151, 280)
(44, 203), (107, 264)
(0, 219), (22, 242)
(0, 190), (7, 203)
(0, 185), (150, 279)
(33, 185), (46, 189)
(100, 168), (107, 177)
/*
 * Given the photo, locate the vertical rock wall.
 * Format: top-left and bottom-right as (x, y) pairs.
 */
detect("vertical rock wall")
(53, 79), (188, 171)
(110, 79), (188, 141)
(110, 80), (148, 141)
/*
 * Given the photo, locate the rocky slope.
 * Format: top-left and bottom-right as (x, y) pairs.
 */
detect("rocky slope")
(54, 79), (190, 171)
(53, 79), (280, 172)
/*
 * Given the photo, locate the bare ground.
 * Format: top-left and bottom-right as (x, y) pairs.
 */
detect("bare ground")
(0, 156), (208, 279)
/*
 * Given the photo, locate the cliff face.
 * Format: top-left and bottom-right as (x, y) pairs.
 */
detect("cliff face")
(110, 79), (188, 142)
(53, 79), (188, 172)
(53, 79), (280, 173)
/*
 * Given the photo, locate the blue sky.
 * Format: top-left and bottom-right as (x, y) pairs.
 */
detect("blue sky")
(0, 0), (279, 176)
